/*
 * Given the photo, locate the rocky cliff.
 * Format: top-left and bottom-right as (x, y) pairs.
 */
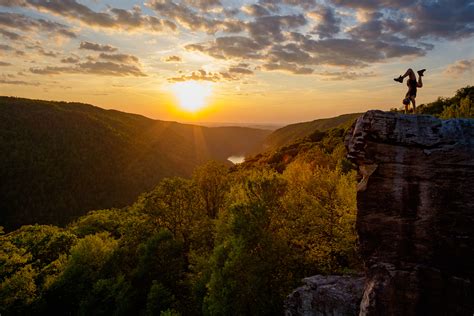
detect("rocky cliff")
(286, 110), (474, 316)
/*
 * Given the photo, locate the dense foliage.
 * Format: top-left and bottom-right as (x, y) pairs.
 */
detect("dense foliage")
(0, 127), (360, 315)
(0, 97), (270, 230)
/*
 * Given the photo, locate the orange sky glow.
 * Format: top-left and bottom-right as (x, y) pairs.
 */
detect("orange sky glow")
(0, 1), (472, 124)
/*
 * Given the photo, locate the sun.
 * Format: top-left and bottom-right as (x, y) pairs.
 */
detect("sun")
(171, 81), (212, 112)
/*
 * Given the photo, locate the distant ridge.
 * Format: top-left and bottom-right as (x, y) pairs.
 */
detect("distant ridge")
(0, 96), (270, 229)
(262, 113), (362, 150)
(187, 121), (284, 131)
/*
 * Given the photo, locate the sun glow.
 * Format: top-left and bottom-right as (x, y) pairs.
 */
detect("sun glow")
(171, 81), (212, 112)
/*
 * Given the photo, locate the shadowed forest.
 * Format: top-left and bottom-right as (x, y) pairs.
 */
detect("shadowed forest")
(0, 87), (472, 315)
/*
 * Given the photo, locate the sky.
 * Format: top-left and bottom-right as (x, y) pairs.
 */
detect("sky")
(0, 0), (473, 124)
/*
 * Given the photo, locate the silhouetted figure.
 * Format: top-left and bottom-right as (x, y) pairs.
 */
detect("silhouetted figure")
(394, 68), (425, 113)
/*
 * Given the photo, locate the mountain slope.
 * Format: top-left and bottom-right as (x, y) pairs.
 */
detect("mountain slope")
(0, 97), (270, 229)
(262, 113), (361, 150)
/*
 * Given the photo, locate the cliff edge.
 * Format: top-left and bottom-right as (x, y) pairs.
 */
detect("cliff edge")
(347, 110), (474, 315)
(286, 110), (474, 315)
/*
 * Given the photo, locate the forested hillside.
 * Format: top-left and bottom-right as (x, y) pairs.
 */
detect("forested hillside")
(0, 97), (270, 229)
(262, 113), (361, 150)
(0, 124), (361, 315)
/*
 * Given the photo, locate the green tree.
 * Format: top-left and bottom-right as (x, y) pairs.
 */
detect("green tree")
(280, 160), (358, 274)
(133, 229), (188, 315)
(136, 178), (204, 251)
(205, 170), (294, 315)
(192, 161), (229, 218)
(41, 232), (118, 314)
(0, 264), (37, 313)
(440, 97), (473, 119)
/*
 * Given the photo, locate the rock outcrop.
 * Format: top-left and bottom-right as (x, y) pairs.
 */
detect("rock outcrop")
(285, 275), (365, 316)
(286, 111), (474, 315)
(346, 110), (474, 316)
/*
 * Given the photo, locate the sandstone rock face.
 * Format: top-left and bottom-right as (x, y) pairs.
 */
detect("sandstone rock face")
(346, 111), (474, 316)
(285, 275), (365, 316)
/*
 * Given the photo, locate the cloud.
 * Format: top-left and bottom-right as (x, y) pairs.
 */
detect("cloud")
(186, 36), (266, 60)
(168, 67), (253, 82)
(297, 37), (425, 66)
(78, 61), (146, 76)
(444, 59), (474, 75)
(329, 0), (412, 10)
(0, 28), (22, 40)
(317, 70), (376, 80)
(22, 42), (60, 57)
(281, 0), (317, 9)
(242, 4), (271, 17)
(188, 0), (221, 10)
(228, 64), (254, 75)
(0, 79), (40, 86)
(30, 61), (146, 77)
(162, 55), (182, 62)
(2, 0), (471, 82)
(99, 53), (139, 64)
(0, 61), (12, 66)
(37, 47), (59, 57)
(262, 61), (313, 74)
(0, 12), (76, 38)
(0, 44), (14, 51)
(168, 69), (224, 82)
(266, 43), (313, 65)
(147, 0), (243, 33)
(0, 43), (25, 57)
(332, 0), (474, 41)
(246, 14), (307, 46)
(402, 0), (474, 40)
(61, 56), (79, 64)
(308, 5), (341, 39)
(79, 41), (117, 52)
(0, 1), (176, 32)
(259, 0), (317, 10)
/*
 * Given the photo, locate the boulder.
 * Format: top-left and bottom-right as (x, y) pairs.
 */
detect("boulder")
(285, 275), (365, 316)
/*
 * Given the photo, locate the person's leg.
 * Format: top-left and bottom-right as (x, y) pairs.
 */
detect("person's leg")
(402, 68), (416, 81)
(403, 94), (410, 113)
(417, 75), (423, 88)
(410, 97), (416, 113)
(395, 68), (416, 83)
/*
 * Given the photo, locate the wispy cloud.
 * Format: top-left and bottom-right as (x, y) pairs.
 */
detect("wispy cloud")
(0, 0), (176, 32)
(79, 41), (117, 52)
(162, 55), (182, 63)
(444, 59), (474, 76)
(0, 12), (76, 38)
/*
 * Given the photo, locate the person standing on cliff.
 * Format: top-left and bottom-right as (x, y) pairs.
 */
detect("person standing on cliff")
(394, 68), (425, 114)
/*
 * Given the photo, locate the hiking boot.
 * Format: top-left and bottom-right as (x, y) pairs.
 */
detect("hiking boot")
(394, 75), (403, 83)
(417, 69), (426, 76)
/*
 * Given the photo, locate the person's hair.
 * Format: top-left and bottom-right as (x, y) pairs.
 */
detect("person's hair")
(403, 98), (410, 105)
